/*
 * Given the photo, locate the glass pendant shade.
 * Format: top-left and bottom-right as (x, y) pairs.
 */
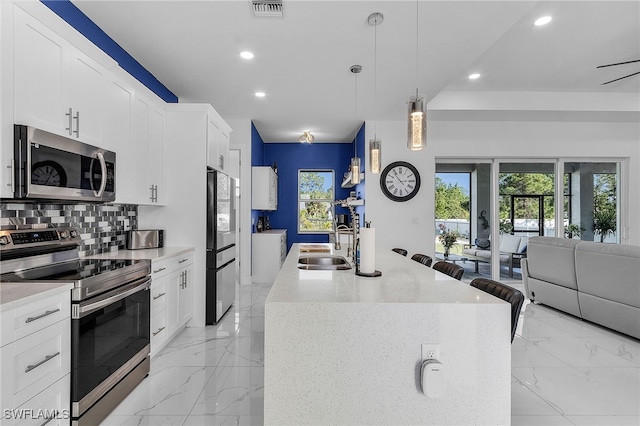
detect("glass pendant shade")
(369, 139), (381, 174)
(407, 98), (426, 150)
(351, 157), (361, 184)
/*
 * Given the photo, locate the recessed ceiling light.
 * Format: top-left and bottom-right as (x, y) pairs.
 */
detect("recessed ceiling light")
(240, 51), (254, 59)
(255, 91), (266, 97)
(534, 16), (552, 26)
(468, 73), (481, 80)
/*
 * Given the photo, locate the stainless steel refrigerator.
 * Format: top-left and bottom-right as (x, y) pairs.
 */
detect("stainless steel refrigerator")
(206, 168), (237, 324)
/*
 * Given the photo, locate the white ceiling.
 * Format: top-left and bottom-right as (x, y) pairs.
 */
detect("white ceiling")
(71, 0), (640, 143)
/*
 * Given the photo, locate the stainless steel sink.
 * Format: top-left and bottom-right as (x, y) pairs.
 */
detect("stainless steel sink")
(297, 255), (351, 270)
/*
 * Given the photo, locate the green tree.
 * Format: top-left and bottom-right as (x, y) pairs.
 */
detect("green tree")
(593, 173), (617, 241)
(435, 177), (469, 219)
(499, 173), (555, 224)
(299, 171), (333, 232)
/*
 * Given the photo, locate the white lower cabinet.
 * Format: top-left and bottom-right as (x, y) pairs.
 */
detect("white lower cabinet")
(252, 230), (287, 283)
(0, 289), (71, 425)
(149, 250), (194, 356)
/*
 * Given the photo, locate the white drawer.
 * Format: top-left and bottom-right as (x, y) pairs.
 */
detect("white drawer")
(171, 251), (193, 269)
(1, 318), (70, 411)
(8, 375), (71, 426)
(150, 308), (167, 350)
(150, 281), (168, 315)
(1, 292), (70, 347)
(150, 258), (170, 278)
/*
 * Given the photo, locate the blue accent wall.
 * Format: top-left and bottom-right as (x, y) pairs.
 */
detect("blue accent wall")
(262, 142), (355, 249)
(40, 0), (178, 103)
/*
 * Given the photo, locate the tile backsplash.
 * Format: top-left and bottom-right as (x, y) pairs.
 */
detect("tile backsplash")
(0, 203), (137, 256)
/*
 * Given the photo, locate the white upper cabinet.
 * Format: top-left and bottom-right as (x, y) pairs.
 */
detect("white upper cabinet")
(252, 166), (278, 210)
(131, 94), (165, 206)
(207, 113), (231, 173)
(13, 6), (105, 145)
(13, 6), (66, 134)
(103, 74), (134, 204)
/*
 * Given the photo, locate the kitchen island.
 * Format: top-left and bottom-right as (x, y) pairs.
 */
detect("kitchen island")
(264, 244), (511, 425)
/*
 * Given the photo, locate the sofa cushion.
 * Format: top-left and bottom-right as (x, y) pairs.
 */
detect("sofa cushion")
(499, 234), (522, 253)
(527, 236), (580, 290)
(517, 237), (528, 253)
(575, 241), (640, 309)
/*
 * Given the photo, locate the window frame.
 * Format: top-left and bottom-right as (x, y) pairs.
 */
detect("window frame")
(297, 169), (335, 234)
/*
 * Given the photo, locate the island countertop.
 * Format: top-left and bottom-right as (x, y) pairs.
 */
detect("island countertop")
(264, 243), (511, 426)
(266, 243), (502, 305)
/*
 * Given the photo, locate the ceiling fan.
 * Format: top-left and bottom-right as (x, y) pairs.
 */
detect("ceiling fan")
(597, 59), (640, 85)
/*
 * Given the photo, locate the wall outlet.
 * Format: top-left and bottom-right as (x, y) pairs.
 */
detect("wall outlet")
(422, 344), (440, 361)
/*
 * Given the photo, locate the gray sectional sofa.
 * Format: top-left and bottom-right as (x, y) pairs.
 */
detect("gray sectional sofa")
(522, 236), (640, 339)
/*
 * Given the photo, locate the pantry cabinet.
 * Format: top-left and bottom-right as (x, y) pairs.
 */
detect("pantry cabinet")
(13, 5), (105, 146)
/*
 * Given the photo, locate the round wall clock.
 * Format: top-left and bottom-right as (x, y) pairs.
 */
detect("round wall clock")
(31, 160), (67, 187)
(379, 161), (421, 202)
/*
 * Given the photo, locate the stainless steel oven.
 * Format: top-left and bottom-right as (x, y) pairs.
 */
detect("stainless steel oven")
(0, 228), (150, 426)
(13, 125), (116, 202)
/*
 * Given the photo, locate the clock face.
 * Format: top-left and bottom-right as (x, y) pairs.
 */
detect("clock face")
(380, 161), (421, 202)
(31, 161), (67, 187)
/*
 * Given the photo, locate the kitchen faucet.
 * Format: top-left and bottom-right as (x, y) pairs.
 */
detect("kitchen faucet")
(331, 198), (361, 266)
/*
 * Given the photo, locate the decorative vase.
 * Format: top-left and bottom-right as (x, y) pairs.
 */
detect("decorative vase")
(444, 248), (450, 258)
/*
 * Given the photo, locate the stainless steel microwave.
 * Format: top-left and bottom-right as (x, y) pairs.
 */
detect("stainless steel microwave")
(13, 125), (116, 202)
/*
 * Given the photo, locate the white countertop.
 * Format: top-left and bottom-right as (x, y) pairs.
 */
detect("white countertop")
(85, 246), (194, 262)
(0, 282), (73, 311)
(266, 243), (501, 305)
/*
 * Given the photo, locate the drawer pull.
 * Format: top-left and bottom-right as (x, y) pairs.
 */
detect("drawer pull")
(152, 326), (165, 336)
(153, 267), (166, 273)
(25, 309), (60, 323)
(153, 292), (166, 300)
(178, 258), (189, 263)
(25, 351), (60, 373)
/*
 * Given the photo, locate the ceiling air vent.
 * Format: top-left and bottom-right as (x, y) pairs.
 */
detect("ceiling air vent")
(251, 0), (283, 18)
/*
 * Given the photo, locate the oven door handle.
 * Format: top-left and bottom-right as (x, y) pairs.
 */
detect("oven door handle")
(73, 277), (151, 319)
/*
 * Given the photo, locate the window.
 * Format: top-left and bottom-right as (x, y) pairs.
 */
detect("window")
(298, 170), (334, 233)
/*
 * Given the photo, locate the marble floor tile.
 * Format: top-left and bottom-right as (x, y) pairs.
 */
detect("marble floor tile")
(99, 280), (639, 426)
(189, 366), (264, 417)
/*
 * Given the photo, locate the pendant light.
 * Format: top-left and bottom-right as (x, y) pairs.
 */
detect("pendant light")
(407, 0), (426, 151)
(350, 64), (362, 184)
(368, 12), (383, 174)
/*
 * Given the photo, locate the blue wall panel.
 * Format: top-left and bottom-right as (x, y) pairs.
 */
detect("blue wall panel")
(41, 0), (178, 103)
(261, 142), (354, 249)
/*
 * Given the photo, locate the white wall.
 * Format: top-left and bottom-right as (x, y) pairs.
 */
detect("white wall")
(365, 119), (640, 259)
(227, 119), (252, 286)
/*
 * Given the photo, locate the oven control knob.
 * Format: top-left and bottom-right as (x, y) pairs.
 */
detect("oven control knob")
(70, 230), (78, 238)
(0, 236), (9, 245)
(59, 230), (69, 239)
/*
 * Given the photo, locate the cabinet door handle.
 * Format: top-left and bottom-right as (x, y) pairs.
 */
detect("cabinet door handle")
(219, 155), (224, 169)
(178, 258), (188, 263)
(149, 185), (155, 202)
(73, 110), (80, 136)
(153, 292), (166, 300)
(153, 326), (165, 336)
(25, 351), (60, 373)
(8, 159), (14, 193)
(153, 267), (166, 274)
(65, 108), (73, 135)
(25, 308), (60, 323)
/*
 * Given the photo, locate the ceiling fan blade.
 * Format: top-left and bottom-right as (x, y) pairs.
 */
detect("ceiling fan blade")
(597, 59), (640, 68)
(602, 71), (640, 85)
